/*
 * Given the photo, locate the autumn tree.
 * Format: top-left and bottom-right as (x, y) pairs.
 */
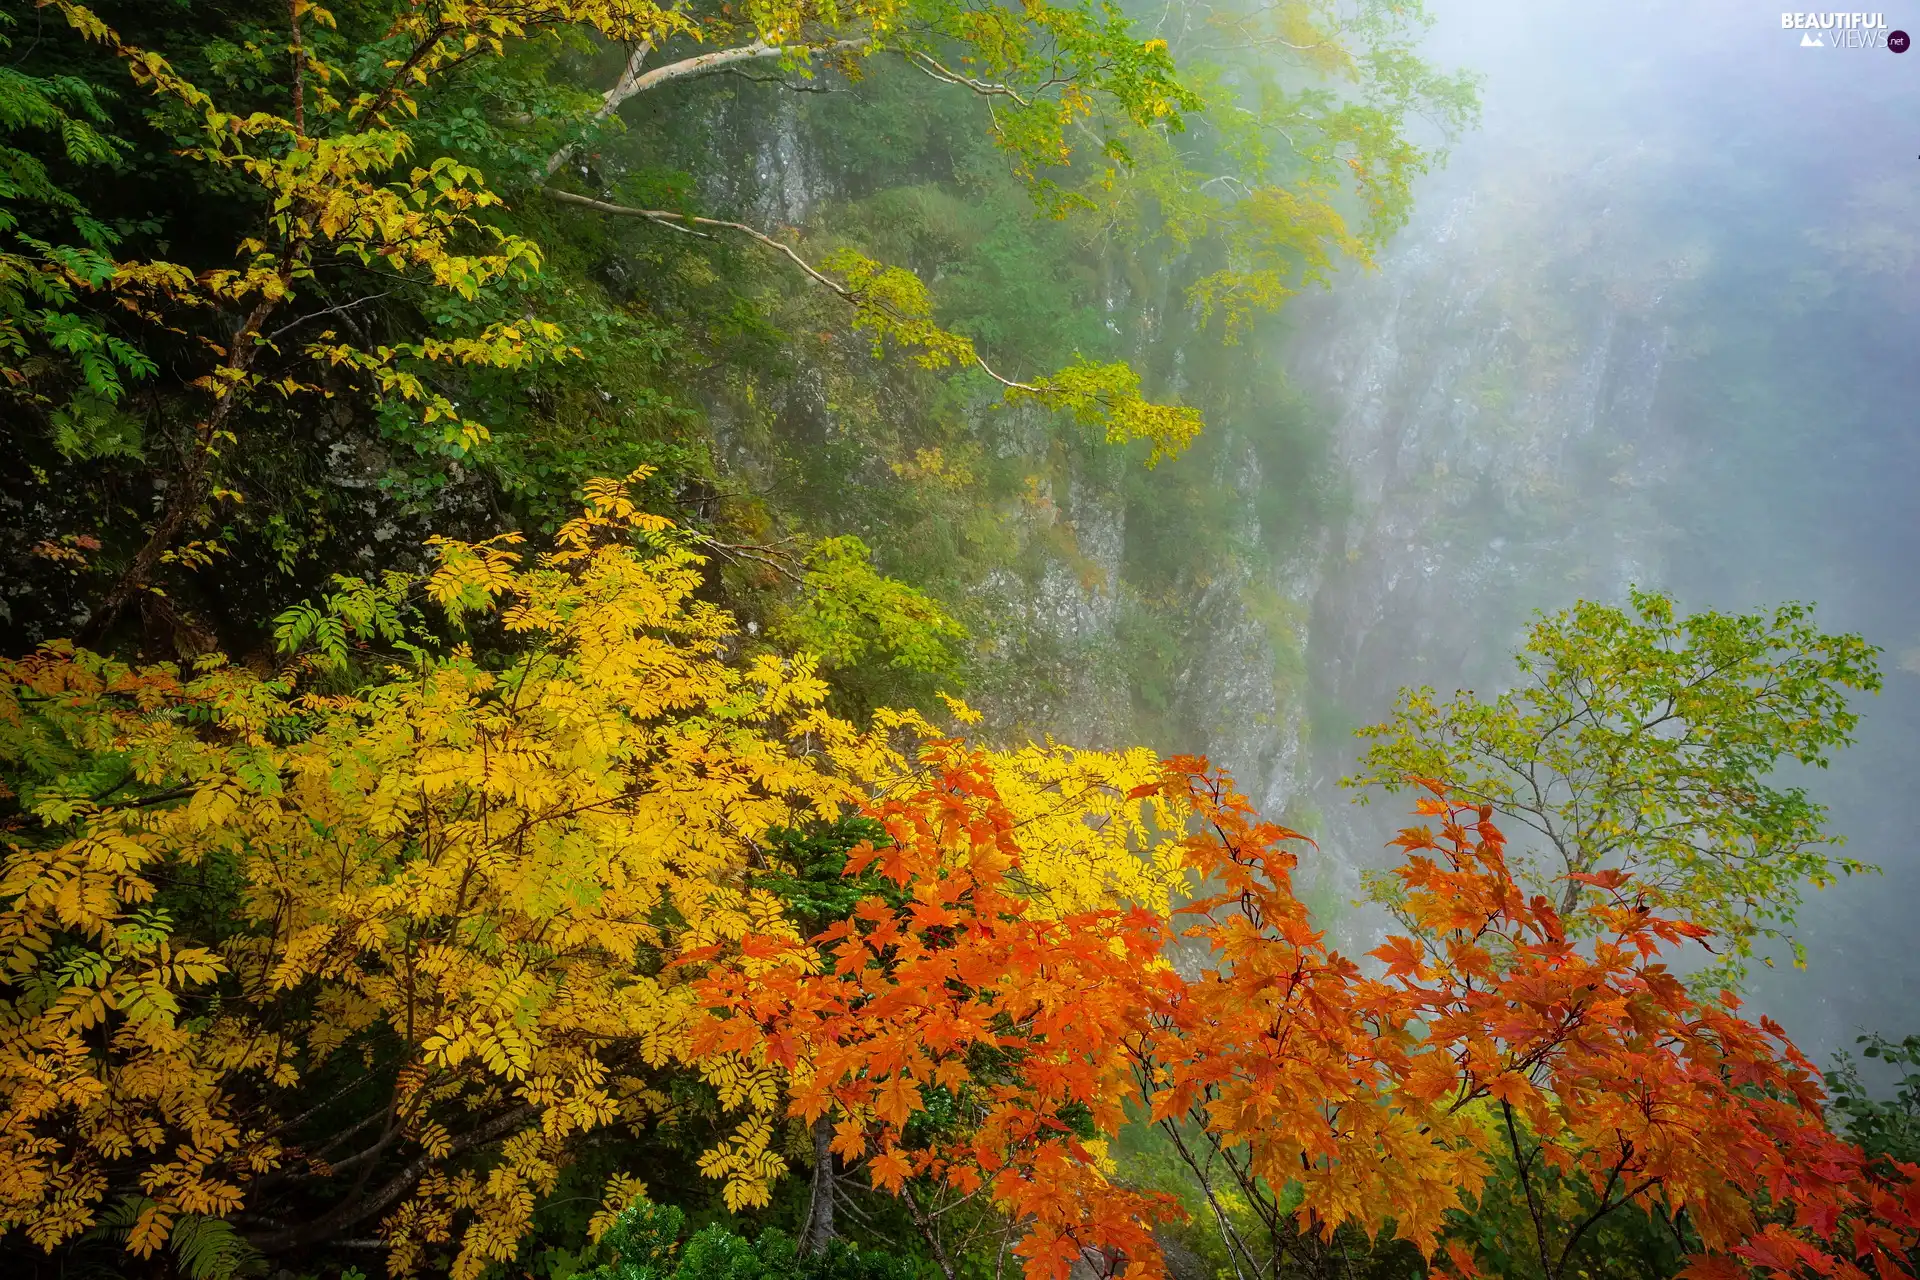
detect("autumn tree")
(7, 505), (1917, 1279)
(693, 747), (1920, 1280)
(1122, 778), (1920, 1280)
(1345, 589), (1882, 987)
(0, 474), (936, 1276)
(0, 470), (1206, 1279)
(1374, 795), (1920, 1280)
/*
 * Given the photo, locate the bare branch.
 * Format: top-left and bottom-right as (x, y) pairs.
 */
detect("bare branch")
(687, 532), (806, 583)
(903, 1184), (959, 1280)
(544, 6), (691, 177)
(1502, 1099), (1557, 1280)
(251, 1104), (537, 1254)
(899, 50), (1033, 106)
(626, 37), (867, 99)
(541, 188), (1045, 396)
(264, 288), (405, 344)
(542, 187), (852, 294)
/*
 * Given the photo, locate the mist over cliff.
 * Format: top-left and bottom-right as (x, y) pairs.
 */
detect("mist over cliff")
(1279, 0), (1920, 1060)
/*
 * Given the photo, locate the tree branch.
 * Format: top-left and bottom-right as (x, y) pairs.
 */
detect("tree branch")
(287, 0), (306, 137)
(544, 8), (684, 177)
(624, 38), (866, 99)
(1502, 1099), (1557, 1280)
(360, 23), (451, 123)
(903, 1183), (959, 1280)
(1555, 1145), (1655, 1278)
(540, 188), (1047, 397)
(543, 187), (850, 294)
(251, 1104), (537, 1254)
(899, 50), (1034, 106)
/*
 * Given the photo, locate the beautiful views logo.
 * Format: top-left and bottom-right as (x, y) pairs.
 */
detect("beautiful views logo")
(1781, 12), (1902, 47)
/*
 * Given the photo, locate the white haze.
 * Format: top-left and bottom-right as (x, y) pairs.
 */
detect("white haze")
(1285, 0), (1920, 1063)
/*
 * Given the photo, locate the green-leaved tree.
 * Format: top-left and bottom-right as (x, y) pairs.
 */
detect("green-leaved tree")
(1346, 588), (1881, 987)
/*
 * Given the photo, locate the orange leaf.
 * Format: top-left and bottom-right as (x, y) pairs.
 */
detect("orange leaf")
(1677, 1256), (1747, 1280)
(1370, 935), (1425, 980)
(1441, 1241), (1482, 1279)
(874, 1072), (922, 1127)
(870, 1146), (912, 1192)
(1486, 1072), (1536, 1107)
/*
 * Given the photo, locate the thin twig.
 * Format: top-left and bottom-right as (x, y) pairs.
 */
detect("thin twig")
(900, 50), (1035, 106)
(264, 288), (404, 344)
(541, 189), (1046, 396)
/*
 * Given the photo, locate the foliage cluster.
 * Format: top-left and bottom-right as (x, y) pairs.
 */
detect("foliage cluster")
(579, 1197), (908, 1280)
(0, 482), (1210, 1278)
(0, 486), (1913, 1280)
(1830, 1034), (1920, 1170)
(1347, 588), (1884, 988)
(700, 744), (1920, 1280)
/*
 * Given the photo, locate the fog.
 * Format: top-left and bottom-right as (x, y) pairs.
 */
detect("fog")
(1288, 0), (1920, 1062)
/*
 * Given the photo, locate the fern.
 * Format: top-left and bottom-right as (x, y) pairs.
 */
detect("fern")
(168, 1215), (262, 1280)
(80, 1197), (262, 1280)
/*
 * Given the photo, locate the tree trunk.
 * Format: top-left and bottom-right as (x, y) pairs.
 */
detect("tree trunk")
(800, 1112), (837, 1256)
(904, 1184), (957, 1280)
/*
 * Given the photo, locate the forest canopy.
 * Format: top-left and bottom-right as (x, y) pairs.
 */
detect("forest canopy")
(1, 3), (1912, 1280)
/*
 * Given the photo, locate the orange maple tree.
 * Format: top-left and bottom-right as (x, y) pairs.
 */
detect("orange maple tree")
(692, 740), (1179, 1280)
(693, 753), (1920, 1280)
(1372, 790), (1920, 1280)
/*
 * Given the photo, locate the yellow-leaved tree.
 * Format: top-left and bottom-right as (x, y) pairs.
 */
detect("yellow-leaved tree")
(0, 471), (1200, 1277)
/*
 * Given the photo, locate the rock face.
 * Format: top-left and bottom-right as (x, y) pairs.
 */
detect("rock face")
(968, 467), (1134, 749)
(1160, 171), (1677, 903)
(1279, 167), (1681, 937)
(675, 71), (1686, 948)
(952, 149), (1687, 947)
